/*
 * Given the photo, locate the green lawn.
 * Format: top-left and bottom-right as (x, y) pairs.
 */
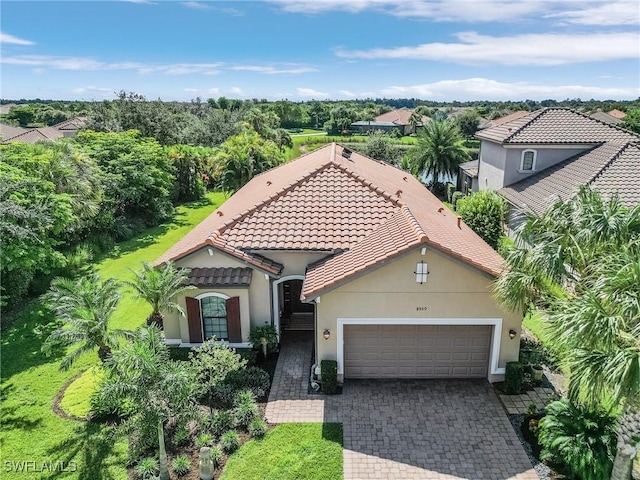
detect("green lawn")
(0, 191), (226, 480)
(522, 310), (550, 344)
(60, 367), (102, 419)
(221, 423), (343, 480)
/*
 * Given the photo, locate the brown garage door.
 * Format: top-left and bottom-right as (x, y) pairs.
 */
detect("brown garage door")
(344, 324), (491, 379)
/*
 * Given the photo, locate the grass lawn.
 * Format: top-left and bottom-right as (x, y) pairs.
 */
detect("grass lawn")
(0, 191), (226, 480)
(221, 423), (343, 480)
(60, 367), (103, 419)
(522, 310), (550, 344)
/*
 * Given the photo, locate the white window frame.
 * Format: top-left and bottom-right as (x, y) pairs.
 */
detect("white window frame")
(196, 292), (230, 341)
(519, 149), (537, 172)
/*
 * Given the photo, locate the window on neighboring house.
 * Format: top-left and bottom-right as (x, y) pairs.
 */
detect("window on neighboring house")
(201, 295), (228, 340)
(520, 150), (536, 172)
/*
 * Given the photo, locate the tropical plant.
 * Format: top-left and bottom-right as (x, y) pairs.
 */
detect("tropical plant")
(171, 455), (191, 477)
(127, 261), (195, 327)
(96, 326), (198, 478)
(41, 274), (133, 369)
(538, 399), (617, 480)
(223, 367), (271, 399)
(455, 190), (507, 249)
(210, 410), (234, 438)
(409, 120), (469, 186)
(248, 325), (278, 358)
(409, 110), (423, 132)
(359, 131), (400, 164)
(220, 430), (241, 453)
(195, 433), (214, 448)
(249, 417), (268, 438)
(135, 457), (159, 480)
(234, 397), (259, 429)
(208, 445), (223, 468)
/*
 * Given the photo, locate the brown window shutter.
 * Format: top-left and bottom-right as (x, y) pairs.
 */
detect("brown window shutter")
(226, 296), (242, 343)
(185, 297), (203, 343)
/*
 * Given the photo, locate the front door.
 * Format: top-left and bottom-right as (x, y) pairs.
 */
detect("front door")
(283, 279), (314, 316)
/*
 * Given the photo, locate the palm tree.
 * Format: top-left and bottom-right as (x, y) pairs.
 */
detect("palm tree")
(127, 261), (195, 328)
(409, 120), (469, 186)
(408, 110), (423, 133)
(98, 326), (198, 480)
(494, 188), (640, 476)
(42, 274), (134, 369)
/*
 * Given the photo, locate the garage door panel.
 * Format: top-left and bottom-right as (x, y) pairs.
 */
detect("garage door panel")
(344, 324), (491, 379)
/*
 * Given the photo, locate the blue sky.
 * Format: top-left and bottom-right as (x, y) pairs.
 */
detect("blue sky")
(1, 0), (639, 101)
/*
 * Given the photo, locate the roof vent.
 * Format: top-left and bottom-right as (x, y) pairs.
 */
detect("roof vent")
(395, 189), (402, 197)
(457, 216), (462, 229)
(217, 211), (224, 216)
(266, 180), (272, 186)
(437, 207), (445, 213)
(341, 147), (352, 160)
(403, 176), (408, 182)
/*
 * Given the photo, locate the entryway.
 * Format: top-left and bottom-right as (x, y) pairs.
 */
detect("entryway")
(275, 278), (314, 331)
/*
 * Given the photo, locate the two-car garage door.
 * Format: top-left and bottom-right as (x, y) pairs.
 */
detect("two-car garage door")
(344, 324), (491, 379)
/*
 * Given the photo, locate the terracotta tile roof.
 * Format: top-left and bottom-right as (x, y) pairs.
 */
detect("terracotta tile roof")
(499, 142), (640, 215)
(185, 267), (252, 287)
(484, 111), (530, 127)
(590, 111), (624, 125)
(476, 108), (638, 145)
(375, 108), (428, 126)
(1, 126), (64, 144)
(608, 109), (626, 119)
(459, 160), (479, 177)
(156, 143), (505, 295)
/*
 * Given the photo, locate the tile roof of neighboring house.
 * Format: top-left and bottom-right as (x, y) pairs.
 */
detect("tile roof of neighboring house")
(1, 126), (64, 144)
(484, 111), (530, 127)
(459, 160), (479, 178)
(351, 121), (399, 127)
(608, 109), (626, 119)
(53, 116), (87, 131)
(590, 111), (624, 125)
(475, 108), (638, 145)
(156, 143), (504, 297)
(375, 108), (429, 126)
(0, 123), (28, 141)
(499, 142), (640, 215)
(185, 267), (253, 288)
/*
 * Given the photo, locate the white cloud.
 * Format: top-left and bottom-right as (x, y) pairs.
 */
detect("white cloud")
(228, 86), (244, 96)
(296, 87), (329, 98)
(1, 55), (223, 74)
(338, 89), (357, 98)
(335, 31), (639, 66)
(230, 64), (317, 74)
(182, 2), (212, 10)
(546, 1), (639, 25)
(1, 32), (36, 46)
(379, 78), (640, 101)
(184, 88), (199, 93)
(71, 86), (113, 97)
(270, 0), (637, 25)
(208, 87), (221, 95)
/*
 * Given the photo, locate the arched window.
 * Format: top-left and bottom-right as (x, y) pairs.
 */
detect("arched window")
(198, 293), (229, 341)
(520, 149), (537, 172)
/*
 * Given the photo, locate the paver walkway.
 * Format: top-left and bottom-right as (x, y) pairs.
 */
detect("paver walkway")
(266, 332), (539, 480)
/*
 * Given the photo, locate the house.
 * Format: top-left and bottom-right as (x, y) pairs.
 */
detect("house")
(155, 143), (521, 383)
(351, 108), (429, 135)
(590, 110), (624, 125)
(467, 108), (639, 226)
(0, 116), (86, 144)
(608, 109), (626, 120)
(480, 110), (530, 129)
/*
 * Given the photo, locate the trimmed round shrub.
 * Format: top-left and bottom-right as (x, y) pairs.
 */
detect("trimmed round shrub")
(213, 383), (237, 408)
(220, 430), (241, 454)
(504, 361), (523, 394)
(134, 457), (158, 479)
(224, 367), (271, 399)
(172, 455), (190, 477)
(195, 433), (214, 448)
(249, 418), (268, 438)
(210, 410), (234, 438)
(234, 399), (259, 428)
(233, 389), (256, 406)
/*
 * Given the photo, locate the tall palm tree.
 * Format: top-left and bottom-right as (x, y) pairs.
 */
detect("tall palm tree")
(494, 188), (640, 476)
(127, 261), (195, 328)
(409, 120), (469, 186)
(408, 110), (423, 133)
(42, 274), (134, 369)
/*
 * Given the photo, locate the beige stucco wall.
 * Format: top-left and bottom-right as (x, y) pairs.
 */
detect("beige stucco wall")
(315, 246), (522, 383)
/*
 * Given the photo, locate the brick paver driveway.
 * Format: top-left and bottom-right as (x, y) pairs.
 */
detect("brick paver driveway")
(266, 333), (538, 479)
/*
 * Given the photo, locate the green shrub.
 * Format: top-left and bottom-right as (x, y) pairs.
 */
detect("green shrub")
(220, 430), (241, 453)
(172, 422), (191, 447)
(455, 190), (506, 248)
(451, 191), (465, 210)
(195, 433), (214, 448)
(190, 339), (247, 405)
(236, 348), (257, 366)
(321, 360), (338, 394)
(504, 361), (523, 394)
(234, 399), (259, 428)
(538, 399), (617, 480)
(249, 325), (278, 357)
(233, 389), (256, 406)
(445, 183), (456, 202)
(172, 455), (191, 477)
(224, 367), (271, 399)
(248, 417), (268, 438)
(134, 457), (158, 479)
(209, 445), (223, 468)
(210, 410), (234, 438)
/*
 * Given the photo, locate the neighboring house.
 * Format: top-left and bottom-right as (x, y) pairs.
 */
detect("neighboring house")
(155, 143), (521, 383)
(480, 110), (530, 129)
(0, 103), (17, 115)
(608, 109), (626, 120)
(590, 110), (624, 125)
(0, 116), (86, 144)
(457, 160), (479, 194)
(469, 108), (639, 227)
(351, 108), (429, 135)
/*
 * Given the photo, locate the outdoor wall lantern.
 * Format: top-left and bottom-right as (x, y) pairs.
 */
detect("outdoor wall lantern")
(414, 261), (429, 284)
(323, 329), (331, 340)
(207, 247), (215, 256)
(508, 329), (517, 340)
